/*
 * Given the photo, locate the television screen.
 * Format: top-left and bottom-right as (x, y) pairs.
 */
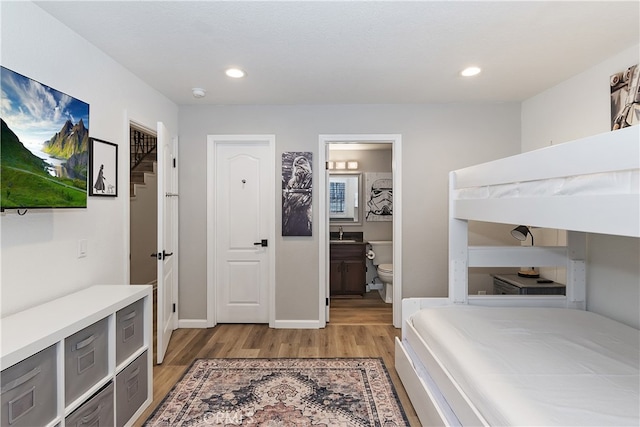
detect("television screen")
(1, 66), (89, 209)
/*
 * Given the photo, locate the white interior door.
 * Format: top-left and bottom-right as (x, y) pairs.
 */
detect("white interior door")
(156, 122), (178, 363)
(215, 139), (272, 323)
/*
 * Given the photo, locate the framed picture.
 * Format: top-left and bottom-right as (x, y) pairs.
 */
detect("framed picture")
(282, 151), (312, 236)
(89, 138), (118, 196)
(610, 64), (640, 130)
(1, 66), (89, 209)
(365, 172), (392, 221)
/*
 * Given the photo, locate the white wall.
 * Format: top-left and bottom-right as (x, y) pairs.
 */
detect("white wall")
(521, 44), (640, 328)
(178, 103), (521, 321)
(0, 2), (178, 316)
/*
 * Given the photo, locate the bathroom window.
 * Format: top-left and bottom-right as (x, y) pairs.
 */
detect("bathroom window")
(330, 182), (346, 213)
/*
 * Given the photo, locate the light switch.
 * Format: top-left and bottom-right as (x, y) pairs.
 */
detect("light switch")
(78, 239), (88, 258)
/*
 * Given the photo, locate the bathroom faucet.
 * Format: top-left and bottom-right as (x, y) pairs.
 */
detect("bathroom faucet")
(339, 226), (344, 240)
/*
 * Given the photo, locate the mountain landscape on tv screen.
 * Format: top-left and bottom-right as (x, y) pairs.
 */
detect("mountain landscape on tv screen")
(1, 118), (88, 209)
(0, 66), (89, 209)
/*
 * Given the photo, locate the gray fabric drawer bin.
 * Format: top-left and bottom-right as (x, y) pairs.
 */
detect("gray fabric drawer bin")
(65, 317), (109, 405)
(116, 350), (147, 427)
(65, 382), (113, 427)
(115, 299), (144, 365)
(1, 345), (57, 427)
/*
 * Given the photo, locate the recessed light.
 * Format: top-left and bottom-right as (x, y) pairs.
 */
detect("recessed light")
(225, 68), (246, 78)
(461, 66), (481, 77)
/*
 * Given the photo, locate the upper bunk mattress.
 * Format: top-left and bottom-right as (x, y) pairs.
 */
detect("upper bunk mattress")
(411, 306), (640, 426)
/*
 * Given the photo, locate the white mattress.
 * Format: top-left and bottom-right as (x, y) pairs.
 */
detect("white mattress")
(411, 306), (640, 426)
(454, 170), (639, 200)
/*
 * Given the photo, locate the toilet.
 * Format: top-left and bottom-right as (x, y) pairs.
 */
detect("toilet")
(368, 241), (393, 303)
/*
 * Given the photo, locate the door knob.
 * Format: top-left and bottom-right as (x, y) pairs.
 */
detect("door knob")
(151, 250), (173, 260)
(253, 239), (268, 247)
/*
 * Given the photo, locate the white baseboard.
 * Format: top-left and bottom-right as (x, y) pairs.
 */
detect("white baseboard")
(178, 319), (208, 328)
(176, 319), (322, 329)
(273, 319), (322, 329)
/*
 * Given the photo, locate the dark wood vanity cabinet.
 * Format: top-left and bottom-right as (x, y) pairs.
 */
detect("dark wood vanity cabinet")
(330, 243), (366, 296)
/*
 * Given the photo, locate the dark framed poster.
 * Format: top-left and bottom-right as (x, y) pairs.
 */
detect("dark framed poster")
(89, 137), (118, 196)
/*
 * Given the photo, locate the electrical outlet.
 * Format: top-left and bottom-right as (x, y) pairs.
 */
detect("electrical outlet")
(78, 239), (88, 258)
(478, 290), (487, 295)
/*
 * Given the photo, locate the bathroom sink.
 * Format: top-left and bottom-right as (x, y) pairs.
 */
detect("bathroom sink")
(329, 231), (363, 243)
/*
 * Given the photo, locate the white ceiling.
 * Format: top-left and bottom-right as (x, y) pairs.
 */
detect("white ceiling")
(35, 1), (639, 106)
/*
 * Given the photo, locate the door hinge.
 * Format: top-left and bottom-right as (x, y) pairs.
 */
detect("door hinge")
(326, 298), (329, 306)
(173, 303), (176, 313)
(173, 157), (176, 168)
(325, 161), (329, 170)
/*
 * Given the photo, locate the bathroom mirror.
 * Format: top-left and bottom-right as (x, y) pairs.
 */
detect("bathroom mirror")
(329, 173), (362, 225)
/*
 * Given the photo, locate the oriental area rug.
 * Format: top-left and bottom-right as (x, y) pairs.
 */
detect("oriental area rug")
(144, 358), (409, 426)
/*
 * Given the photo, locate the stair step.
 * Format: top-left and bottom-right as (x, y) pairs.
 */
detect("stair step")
(133, 161), (155, 172)
(131, 171), (151, 184)
(130, 151), (156, 198)
(131, 152), (157, 162)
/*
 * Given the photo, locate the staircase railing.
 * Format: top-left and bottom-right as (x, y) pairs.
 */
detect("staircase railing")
(130, 127), (157, 170)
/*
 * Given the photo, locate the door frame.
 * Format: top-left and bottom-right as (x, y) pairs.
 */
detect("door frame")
(318, 134), (403, 328)
(125, 114), (158, 286)
(206, 135), (276, 328)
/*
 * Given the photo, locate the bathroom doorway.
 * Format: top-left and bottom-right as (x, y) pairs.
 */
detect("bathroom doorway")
(318, 134), (402, 328)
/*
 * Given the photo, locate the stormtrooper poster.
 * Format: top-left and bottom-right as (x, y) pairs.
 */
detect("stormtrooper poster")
(610, 64), (640, 130)
(282, 152), (312, 236)
(365, 173), (392, 221)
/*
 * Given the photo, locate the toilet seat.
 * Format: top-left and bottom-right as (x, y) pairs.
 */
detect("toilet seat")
(377, 263), (393, 274)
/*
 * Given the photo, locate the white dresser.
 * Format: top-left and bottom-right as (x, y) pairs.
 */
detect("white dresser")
(1, 285), (152, 427)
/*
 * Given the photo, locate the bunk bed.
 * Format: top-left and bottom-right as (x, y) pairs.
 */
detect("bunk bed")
(395, 125), (640, 426)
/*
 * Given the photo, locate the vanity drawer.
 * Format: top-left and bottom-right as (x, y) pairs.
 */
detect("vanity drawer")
(1, 344), (57, 427)
(65, 317), (109, 405)
(65, 382), (114, 427)
(330, 243), (366, 259)
(116, 350), (147, 427)
(115, 299), (144, 365)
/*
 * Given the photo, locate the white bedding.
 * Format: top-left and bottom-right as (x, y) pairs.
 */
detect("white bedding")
(454, 169), (639, 200)
(411, 306), (640, 426)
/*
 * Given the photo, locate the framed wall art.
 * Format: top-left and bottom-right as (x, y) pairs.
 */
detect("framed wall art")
(282, 151), (312, 236)
(365, 172), (392, 222)
(611, 63), (640, 130)
(89, 137), (118, 196)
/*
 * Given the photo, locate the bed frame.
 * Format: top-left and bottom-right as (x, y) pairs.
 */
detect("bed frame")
(395, 125), (639, 426)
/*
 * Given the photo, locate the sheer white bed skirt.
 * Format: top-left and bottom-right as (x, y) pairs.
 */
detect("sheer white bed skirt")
(396, 305), (639, 426)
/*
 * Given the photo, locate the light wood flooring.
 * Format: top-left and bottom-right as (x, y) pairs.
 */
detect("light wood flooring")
(135, 291), (419, 426)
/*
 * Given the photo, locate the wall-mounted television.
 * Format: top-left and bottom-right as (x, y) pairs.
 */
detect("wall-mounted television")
(1, 66), (90, 210)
